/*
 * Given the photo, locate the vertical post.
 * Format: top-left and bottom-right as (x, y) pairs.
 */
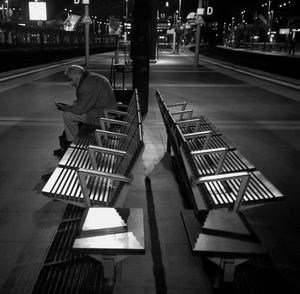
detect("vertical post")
(178, 0), (182, 20)
(267, 0), (271, 27)
(287, 1), (291, 29)
(194, 0), (203, 67)
(175, 0), (182, 54)
(1, 5), (5, 21)
(84, 4), (90, 68)
(124, 0), (128, 42)
(150, 0), (158, 61)
(267, 0), (272, 43)
(132, 0), (155, 115)
(6, 0), (10, 21)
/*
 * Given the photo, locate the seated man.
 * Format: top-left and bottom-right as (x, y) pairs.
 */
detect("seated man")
(54, 64), (117, 158)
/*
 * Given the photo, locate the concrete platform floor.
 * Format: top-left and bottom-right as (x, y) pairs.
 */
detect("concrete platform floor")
(0, 50), (300, 294)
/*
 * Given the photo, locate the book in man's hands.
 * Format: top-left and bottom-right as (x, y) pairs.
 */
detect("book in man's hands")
(55, 98), (75, 106)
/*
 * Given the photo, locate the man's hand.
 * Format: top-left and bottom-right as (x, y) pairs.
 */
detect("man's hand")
(55, 102), (68, 111)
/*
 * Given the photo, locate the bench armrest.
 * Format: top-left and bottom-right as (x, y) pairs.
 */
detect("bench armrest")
(191, 147), (228, 174)
(176, 118), (201, 125)
(88, 145), (127, 156)
(103, 109), (128, 117)
(100, 117), (129, 132)
(171, 110), (193, 120)
(192, 171), (249, 184)
(182, 130), (212, 149)
(117, 102), (128, 111)
(78, 168), (133, 182)
(95, 129), (128, 146)
(88, 144), (126, 169)
(100, 117), (129, 126)
(183, 130), (212, 139)
(167, 102), (187, 111)
(191, 171), (251, 211)
(176, 118), (206, 133)
(77, 168), (133, 207)
(95, 129), (128, 138)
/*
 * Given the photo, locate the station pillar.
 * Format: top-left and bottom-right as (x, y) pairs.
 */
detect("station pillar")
(132, 0), (157, 115)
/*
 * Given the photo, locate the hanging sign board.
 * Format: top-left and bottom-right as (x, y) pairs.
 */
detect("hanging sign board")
(279, 28), (289, 35)
(29, 2), (47, 21)
(197, 8), (204, 15)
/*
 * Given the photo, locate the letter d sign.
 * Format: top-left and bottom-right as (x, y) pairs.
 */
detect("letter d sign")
(206, 7), (213, 15)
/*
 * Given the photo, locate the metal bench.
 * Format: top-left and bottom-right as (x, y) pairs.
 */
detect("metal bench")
(42, 91), (144, 208)
(42, 124), (143, 208)
(156, 89), (284, 211)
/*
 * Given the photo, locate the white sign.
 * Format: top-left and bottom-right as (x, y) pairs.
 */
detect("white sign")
(29, 2), (47, 21)
(197, 8), (204, 15)
(74, 0), (80, 4)
(279, 28), (289, 35)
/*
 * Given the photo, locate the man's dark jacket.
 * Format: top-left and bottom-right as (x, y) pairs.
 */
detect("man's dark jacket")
(64, 70), (117, 125)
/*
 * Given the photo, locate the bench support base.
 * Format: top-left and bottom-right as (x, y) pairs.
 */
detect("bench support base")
(208, 257), (249, 287)
(91, 254), (128, 285)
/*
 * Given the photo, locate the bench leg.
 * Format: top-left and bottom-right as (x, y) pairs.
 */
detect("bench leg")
(90, 254), (128, 285)
(208, 257), (249, 286)
(167, 137), (172, 154)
